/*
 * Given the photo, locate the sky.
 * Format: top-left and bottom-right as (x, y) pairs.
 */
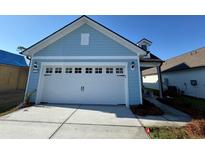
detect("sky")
(0, 15), (205, 60)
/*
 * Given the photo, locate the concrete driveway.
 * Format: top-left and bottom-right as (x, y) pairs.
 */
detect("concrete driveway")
(0, 105), (148, 139)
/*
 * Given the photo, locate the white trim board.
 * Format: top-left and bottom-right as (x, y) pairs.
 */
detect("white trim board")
(137, 56), (143, 104)
(40, 62), (127, 66)
(22, 16), (146, 57)
(140, 61), (161, 67)
(35, 62), (129, 107)
(24, 59), (33, 100)
(32, 56), (138, 60)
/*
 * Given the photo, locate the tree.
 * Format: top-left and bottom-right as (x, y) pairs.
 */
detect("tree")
(16, 46), (27, 53)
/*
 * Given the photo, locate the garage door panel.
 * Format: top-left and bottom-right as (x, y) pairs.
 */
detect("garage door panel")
(40, 65), (126, 105)
(83, 75), (125, 104)
(42, 74), (83, 103)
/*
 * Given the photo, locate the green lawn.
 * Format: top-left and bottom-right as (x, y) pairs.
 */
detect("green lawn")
(0, 91), (24, 114)
(150, 127), (188, 139)
(161, 95), (205, 119)
(172, 95), (205, 115)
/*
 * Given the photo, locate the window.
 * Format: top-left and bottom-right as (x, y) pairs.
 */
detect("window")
(85, 68), (92, 73)
(116, 68), (123, 74)
(106, 68), (113, 74)
(45, 67), (53, 74)
(95, 68), (102, 74)
(81, 33), (90, 45)
(65, 68), (72, 73)
(55, 67), (62, 73)
(75, 68), (82, 73)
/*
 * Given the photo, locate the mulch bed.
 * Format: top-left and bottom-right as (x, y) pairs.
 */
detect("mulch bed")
(130, 99), (164, 116)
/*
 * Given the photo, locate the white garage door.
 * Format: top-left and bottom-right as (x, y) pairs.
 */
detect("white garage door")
(39, 64), (127, 105)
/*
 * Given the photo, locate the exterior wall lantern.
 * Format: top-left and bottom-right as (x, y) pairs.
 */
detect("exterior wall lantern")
(131, 61), (135, 70)
(32, 61), (39, 72)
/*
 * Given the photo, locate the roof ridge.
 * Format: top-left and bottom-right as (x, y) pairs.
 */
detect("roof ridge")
(165, 46), (205, 61)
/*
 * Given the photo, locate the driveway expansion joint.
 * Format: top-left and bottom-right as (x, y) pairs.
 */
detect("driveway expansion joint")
(48, 105), (80, 139)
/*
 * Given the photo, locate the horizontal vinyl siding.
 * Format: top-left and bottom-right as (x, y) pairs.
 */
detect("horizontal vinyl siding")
(127, 61), (141, 104)
(26, 60), (41, 101)
(142, 68), (205, 99)
(34, 24), (136, 57)
(27, 59), (141, 105)
(162, 68), (205, 99)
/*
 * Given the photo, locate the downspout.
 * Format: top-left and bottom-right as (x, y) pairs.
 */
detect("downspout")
(157, 62), (164, 98)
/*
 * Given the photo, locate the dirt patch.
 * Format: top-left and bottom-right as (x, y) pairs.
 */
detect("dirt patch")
(130, 99), (164, 116)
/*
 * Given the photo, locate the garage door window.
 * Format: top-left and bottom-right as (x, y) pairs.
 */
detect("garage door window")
(95, 68), (102, 74)
(45, 67), (53, 74)
(86, 68), (92, 73)
(75, 68), (82, 73)
(65, 68), (72, 73)
(116, 68), (123, 74)
(106, 68), (113, 74)
(55, 68), (62, 73)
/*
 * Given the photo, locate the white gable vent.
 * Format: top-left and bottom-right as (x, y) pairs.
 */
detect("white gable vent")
(81, 33), (90, 45)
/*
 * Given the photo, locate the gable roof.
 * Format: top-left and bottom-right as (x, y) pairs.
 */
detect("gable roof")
(142, 46), (205, 75)
(137, 38), (152, 45)
(21, 15), (147, 57)
(0, 49), (27, 67)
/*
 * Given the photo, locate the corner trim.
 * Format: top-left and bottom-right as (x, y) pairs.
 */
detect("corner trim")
(137, 56), (143, 104)
(24, 59), (32, 100)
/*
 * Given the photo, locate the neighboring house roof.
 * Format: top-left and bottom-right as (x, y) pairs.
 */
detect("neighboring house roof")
(142, 47), (205, 75)
(21, 15), (148, 57)
(0, 49), (27, 67)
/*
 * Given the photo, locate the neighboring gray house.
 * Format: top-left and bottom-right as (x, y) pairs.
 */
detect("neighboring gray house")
(21, 15), (162, 107)
(143, 47), (205, 99)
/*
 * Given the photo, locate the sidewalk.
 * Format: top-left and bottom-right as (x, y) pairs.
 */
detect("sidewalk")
(136, 96), (192, 127)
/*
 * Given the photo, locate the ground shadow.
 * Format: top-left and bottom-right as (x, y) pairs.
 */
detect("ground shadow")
(38, 100), (192, 123)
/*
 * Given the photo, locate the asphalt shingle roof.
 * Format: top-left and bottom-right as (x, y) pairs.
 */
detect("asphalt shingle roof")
(142, 47), (205, 75)
(0, 49), (27, 67)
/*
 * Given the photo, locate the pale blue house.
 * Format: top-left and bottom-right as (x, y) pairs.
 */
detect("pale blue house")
(22, 16), (162, 107)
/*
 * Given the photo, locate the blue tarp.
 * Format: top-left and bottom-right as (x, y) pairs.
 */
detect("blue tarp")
(0, 50), (27, 67)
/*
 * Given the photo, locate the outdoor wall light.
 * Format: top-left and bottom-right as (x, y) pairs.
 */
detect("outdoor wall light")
(33, 61), (38, 72)
(131, 61), (135, 70)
